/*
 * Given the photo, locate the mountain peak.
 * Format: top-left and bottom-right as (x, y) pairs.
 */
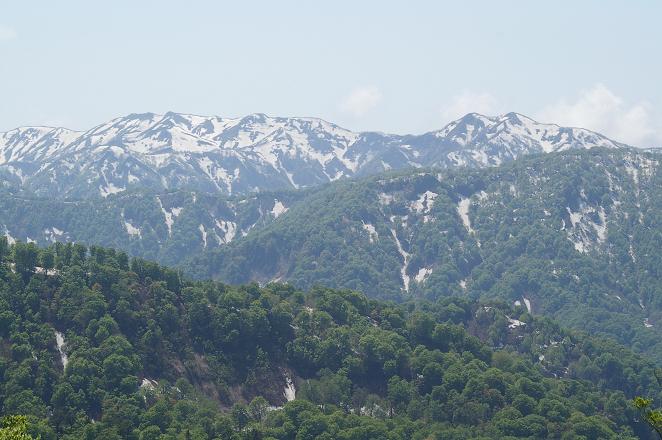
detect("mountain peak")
(239, 113), (271, 124)
(125, 112), (159, 121)
(0, 111), (628, 198)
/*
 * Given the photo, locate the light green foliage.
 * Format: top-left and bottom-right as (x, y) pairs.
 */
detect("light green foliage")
(0, 416), (35, 440)
(634, 397), (662, 437)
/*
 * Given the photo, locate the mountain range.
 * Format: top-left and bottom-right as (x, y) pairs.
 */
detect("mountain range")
(185, 148), (662, 360)
(2, 145), (662, 365)
(0, 111), (627, 199)
(3, 111), (662, 359)
(2, 110), (662, 438)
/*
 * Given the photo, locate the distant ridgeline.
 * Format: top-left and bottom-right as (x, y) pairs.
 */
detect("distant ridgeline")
(0, 240), (659, 438)
(0, 111), (624, 199)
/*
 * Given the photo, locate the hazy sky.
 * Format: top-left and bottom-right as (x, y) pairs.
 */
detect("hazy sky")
(1, 1), (661, 146)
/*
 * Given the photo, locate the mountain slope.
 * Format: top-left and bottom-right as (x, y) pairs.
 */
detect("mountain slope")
(0, 241), (656, 438)
(0, 188), (304, 266)
(3, 147), (662, 364)
(0, 112), (626, 198)
(187, 148), (662, 363)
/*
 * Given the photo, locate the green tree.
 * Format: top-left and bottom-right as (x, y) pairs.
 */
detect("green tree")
(248, 396), (269, 423)
(13, 242), (39, 280)
(634, 397), (662, 439)
(0, 236), (9, 264)
(0, 416), (35, 440)
(39, 248), (55, 272)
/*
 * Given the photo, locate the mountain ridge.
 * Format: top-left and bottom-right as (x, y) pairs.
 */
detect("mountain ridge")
(182, 147), (662, 364)
(0, 111), (631, 199)
(3, 147), (661, 367)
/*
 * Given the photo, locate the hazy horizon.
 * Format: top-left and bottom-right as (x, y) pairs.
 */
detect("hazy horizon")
(2, 1), (661, 146)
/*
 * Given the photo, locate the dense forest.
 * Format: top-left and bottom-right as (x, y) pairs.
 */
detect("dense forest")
(3, 149), (662, 370)
(186, 148), (662, 366)
(0, 239), (660, 439)
(0, 188), (305, 267)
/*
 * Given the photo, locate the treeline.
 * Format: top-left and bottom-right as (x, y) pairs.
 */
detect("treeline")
(0, 239), (658, 438)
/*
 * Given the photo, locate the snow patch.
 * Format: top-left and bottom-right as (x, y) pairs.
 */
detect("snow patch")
(522, 297), (532, 314)
(284, 374), (296, 402)
(215, 219), (237, 243)
(141, 378), (158, 390)
(390, 228), (411, 292)
(625, 162), (640, 186)
(410, 191), (437, 214)
(99, 182), (125, 198)
(2, 226), (15, 245)
(199, 224), (208, 248)
(362, 222), (378, 243)
(378, 192), (394, 206)
(157, 197), (175, 236)
(595, 206), (607, 242)
(271, 199), (288, 218)
(565, 204), (608, 252)
(415, 267), (432, 283)
(458, 197), (481, 245)
(457, 198), (474, 234)
(124, 221), (141, 237)
(44, 227), (64, 242)
(54, 331), (68, 370)
(507, 317), (525, 329)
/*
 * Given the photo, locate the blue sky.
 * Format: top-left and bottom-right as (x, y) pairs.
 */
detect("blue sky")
(1, 1), (661, 146)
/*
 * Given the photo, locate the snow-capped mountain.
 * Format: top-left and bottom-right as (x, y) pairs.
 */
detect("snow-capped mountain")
(0, 111), (628, 198)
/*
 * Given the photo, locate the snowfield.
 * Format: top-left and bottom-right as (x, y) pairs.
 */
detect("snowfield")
(0, 111), (627, 199)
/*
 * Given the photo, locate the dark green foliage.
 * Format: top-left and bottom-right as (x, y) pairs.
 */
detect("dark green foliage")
(0, 242), (657, 438)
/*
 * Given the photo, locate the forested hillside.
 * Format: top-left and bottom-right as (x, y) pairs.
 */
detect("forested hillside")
(188, 148), (662, 365)
(0, 189), (305, 266)
(0, 240), (659, 438)
(4, 148), (662, 368)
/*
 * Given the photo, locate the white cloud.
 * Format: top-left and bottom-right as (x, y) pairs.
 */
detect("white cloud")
(537, 84), (661, 147)
(339, 86), (382, 117)
(440, 91), (501, 122)
(0, 26), (17, 42)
